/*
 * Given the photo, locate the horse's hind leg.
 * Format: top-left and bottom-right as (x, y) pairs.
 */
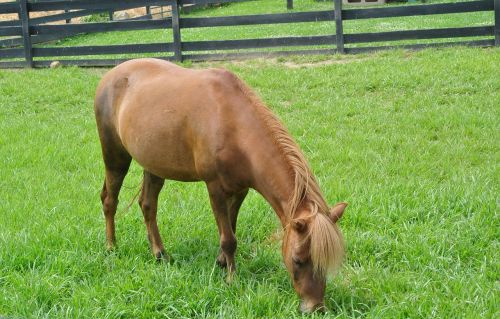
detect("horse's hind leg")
(101, 159), (131, 250)
(98, 124), (132, 250)
(138, 170), (168, 262)
(216, 188), (248, 268)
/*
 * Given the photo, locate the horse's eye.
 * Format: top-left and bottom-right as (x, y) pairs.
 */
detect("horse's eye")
(292, 257), (305, 267)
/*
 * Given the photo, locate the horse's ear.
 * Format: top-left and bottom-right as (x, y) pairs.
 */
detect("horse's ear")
(292, 219), (307, 233)
(330, 202), (348, 223)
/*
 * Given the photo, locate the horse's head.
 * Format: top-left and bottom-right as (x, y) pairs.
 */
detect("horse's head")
(282, 202), (347, 313)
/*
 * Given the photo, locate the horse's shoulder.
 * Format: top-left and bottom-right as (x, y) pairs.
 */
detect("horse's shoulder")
(207, 67), (238, 80)
(201, 68), (240, 90)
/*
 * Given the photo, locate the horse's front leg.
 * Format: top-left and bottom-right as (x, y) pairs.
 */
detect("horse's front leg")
(206, 181), (240, 283)
(216, 189), (248, 268)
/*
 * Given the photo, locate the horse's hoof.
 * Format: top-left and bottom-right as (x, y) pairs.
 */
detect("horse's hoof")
(216, 254), (227, 268)
(155, 250), (173, 264)
(106, 242), (116, 251)
(225, 264), (236, 284)
(225, 272), (235, 284)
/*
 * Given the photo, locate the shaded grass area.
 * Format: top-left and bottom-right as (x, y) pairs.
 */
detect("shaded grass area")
(0, 47), (499, 318)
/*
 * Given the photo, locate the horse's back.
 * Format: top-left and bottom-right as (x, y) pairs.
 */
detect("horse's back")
(95, 59), (253, 184)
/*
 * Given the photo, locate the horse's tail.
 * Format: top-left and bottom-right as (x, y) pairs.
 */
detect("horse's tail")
(124, 179), (143, 213)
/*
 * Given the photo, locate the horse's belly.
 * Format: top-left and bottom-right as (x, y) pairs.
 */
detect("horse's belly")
(141, 162), (201, 182)
(127, 138), (202, 181)
(118, 113), (206, 181)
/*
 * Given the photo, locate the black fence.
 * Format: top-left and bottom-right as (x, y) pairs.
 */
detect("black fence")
(0, 0), (498, 68)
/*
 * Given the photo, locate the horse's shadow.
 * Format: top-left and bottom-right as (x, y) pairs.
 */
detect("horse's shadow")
(161, 238), (375, 316)
(99, 216), (375, 317)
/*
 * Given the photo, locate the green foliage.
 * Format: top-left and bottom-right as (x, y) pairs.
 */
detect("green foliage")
(0, 47), (498, 318)
(80, 13), (110, 23)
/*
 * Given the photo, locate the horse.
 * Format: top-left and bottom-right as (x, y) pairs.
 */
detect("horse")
(94, 58), (346, 313)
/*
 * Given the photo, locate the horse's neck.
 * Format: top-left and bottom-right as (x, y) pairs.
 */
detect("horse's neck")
(233, 94), (304, 227)
(247, 137), (296, 227)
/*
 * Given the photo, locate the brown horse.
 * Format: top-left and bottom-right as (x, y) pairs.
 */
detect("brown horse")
(94, 58), (346, 313)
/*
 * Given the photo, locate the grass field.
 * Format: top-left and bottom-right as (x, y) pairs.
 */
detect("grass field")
(15, 0), (492, 62)
(0, 47), (499, 318)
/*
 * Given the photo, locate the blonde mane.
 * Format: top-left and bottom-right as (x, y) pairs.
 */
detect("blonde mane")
(233, 74), (344, 277)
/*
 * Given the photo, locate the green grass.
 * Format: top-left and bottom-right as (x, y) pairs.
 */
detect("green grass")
(19, 0), (493, 62)
(0, 47), (499, 318)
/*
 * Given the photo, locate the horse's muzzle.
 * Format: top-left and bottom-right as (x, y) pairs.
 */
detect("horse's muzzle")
(299, 300), (326, 314)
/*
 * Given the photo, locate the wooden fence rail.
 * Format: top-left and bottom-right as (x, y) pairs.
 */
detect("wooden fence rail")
(0, 0), (497, 68)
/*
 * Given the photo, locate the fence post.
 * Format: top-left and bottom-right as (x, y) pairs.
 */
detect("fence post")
(146, 6), (151, 17)
(495, 0), (499, 46)
(334, 0), (344, 54)
(18, 0), (33, 68)
(171, 0), (182, 61)
(287, 0), (293, 10)
(65, 9), (71, 24)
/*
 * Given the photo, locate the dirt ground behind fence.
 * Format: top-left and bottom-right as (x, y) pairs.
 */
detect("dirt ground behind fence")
(0, 1), (169, 23)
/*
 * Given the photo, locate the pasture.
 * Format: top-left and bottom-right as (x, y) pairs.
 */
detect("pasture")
(0, 47), (499, 318)
(0, 0), (495, 66)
